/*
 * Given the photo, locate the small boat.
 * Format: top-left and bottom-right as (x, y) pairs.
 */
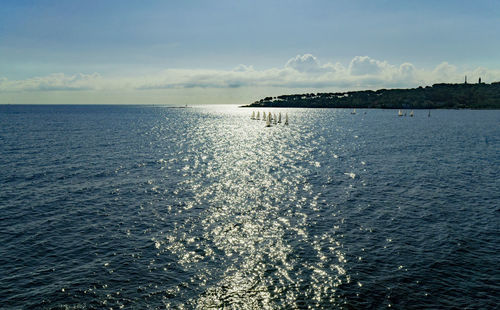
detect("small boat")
(265, 115), (271, 127)
(284, 113), (289, 126)
(251, 111), (255, 120)
(268, 112), (272, 122)
(398, 109), (403, 117)
(428, 110), (431, 117)
(273, 113), (277, 125)
(351, 109), (356, 114)
(278, 112), (282, 123)
(410, 110), (414, 117)
(256, 111), (260, 120)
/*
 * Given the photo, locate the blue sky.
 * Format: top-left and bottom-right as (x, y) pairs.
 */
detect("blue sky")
(1, 0), (500, 104)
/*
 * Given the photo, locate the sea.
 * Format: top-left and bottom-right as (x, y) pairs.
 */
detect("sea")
(1, 105), (499, 309)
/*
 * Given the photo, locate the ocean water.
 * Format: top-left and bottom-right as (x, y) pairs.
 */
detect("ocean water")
(1, 105), (499, 309)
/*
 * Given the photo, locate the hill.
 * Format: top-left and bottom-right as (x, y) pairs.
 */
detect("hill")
(243, 82), (500, 109)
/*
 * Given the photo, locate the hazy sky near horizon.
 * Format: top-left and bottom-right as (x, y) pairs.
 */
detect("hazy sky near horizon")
(1, 0), (500, 104)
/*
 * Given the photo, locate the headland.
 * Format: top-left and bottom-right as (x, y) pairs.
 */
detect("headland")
(243, 82), (500, 109)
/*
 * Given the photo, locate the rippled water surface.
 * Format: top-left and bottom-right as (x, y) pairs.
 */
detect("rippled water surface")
(1, 105), (499, 309)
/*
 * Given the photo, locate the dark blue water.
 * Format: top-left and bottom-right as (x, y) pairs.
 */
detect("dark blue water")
(1, 105), (499, 309)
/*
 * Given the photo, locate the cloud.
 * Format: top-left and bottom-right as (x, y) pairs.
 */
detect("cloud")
(2, 55), (500, 93)
(285, 54), (341, 74)
(286, 54), (323, 73)
(0, 73), (103, 91)
(431, 62), (458, 82)
(348, 56), (390, 76)
(399, 63), (416, 80)
(233, 64), (254, 72)
(469, 67), (499, 83)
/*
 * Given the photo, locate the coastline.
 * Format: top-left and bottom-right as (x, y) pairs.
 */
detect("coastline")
(242, 82), (500, 110)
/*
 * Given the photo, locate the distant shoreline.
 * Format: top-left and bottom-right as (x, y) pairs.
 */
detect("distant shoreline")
(242, 82), (500, 109)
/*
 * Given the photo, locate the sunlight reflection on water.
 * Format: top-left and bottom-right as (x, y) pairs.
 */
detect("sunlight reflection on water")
(150, 106), (351, 308)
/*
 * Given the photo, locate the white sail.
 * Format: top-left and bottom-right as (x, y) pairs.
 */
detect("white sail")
(351, 109), (356, 114)
(251, 111), (255, 119)
(256, 111), (260, 120)
(265, 115), (271, 127)
(398, 109), (403, 116)
(284, 113), (289, 125)
(410, 110), (414, 117)
(278, 112), (282, 123)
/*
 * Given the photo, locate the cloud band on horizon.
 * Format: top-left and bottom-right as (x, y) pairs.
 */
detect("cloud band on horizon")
(1, 55), (499, 93)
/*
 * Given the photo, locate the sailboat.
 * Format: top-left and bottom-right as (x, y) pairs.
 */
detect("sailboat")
(251, 111), (255, 120)
(278, 112), (282, 123)
(265, 115), (271, 127)
(398, 109), (403, 117)
(273, 113), (277, 125)
(410, 110), (414, 117)
(268, 112), (272, 123)
(351, 109), (356, 114)
(428, 110), (431, 117)
(256, 111), (260, 120)
(284, 113), (289, 126)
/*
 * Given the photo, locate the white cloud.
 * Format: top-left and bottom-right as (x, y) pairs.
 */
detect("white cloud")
(430, 62), (459, 82)
(2, 55), (500, 94)
(0, 73), (103, 91)
(285, 54), (342, 75)
(233, 64), (254, 72)
(469, 67), (497, 83)
(348, 56), (390, 76)
(285, 54), (322, 73)
(399, 63), (416, 80)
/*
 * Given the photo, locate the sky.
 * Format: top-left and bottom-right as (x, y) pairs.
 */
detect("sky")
(1, 0), (500, 105)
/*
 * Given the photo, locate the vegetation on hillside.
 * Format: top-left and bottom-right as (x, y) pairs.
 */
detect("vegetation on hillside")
(243, 82), (500, 109)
